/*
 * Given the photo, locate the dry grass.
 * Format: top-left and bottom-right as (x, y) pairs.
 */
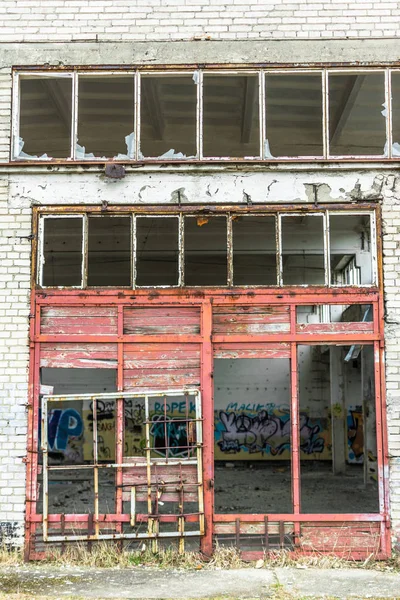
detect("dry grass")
(0, 539), (399, 573)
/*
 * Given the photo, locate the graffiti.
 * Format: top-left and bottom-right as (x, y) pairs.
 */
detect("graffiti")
(216, 409), (325, 457)
(150, 415), (192, 458)
(347, 407), (364, 461)
(48, 408), (83, 452)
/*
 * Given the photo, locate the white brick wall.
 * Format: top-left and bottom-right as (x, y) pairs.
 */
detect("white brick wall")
(0, 173), (30, 546)
(0, 0), (398, 42)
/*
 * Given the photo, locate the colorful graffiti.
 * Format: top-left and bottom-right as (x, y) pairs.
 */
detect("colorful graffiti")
(215, 407), (329, 460)
(347, 407), (364, 462)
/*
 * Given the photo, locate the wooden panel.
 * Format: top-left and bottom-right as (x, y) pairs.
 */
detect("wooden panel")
(213, 521), (294, 535)
(213, 305), (290, 335)
(124, 307), (201, 335)
(40, 343), (118, 368)
(300, 522), (380, 553)
(296, 322), (374, 335)
(123, 343), (201, 391)
(214, 342), (290, 359)
(41, 306), (118, 336)
(122, 460), (199, 502)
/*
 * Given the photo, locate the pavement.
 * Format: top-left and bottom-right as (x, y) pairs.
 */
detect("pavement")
(0, 565), (400, 599)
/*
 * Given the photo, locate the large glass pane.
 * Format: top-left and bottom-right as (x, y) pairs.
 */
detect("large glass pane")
(203, 74), (260, 158)
(136, 217), (179, 286)
(281, 215), (325, 285)
(328, 73), (386, 156)
(140, 75), (197, 158)
(265, 74), (323, 157)
(392, 72), (400, 155)
(19, 76), (72, 158)
(42, 217), (83, 287)
(77, 76), (135, 159)
(214, 357), (292, 513)
(299, 345), (379, 513)
(184, 216), (227, 286)
(233, 216), (277, 285)
(329, 214), (373, 285)
(88, 216), (131, 286)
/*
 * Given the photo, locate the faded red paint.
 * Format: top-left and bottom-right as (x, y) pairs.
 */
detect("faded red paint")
(25, 288), (390, 560)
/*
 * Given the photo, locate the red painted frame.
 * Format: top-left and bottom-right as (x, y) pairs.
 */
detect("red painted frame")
(25, 286), (390, 560)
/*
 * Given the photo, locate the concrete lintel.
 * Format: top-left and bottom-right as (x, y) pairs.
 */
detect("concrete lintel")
(2, 39), (400, 69)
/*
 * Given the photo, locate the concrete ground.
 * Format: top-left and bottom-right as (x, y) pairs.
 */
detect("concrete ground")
(0, 565), (400, 599)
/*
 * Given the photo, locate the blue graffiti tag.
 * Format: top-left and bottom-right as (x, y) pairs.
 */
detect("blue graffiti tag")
(48, 408), (83, 451)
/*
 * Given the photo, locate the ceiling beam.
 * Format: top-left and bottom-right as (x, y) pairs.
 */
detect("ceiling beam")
(329, 75), (365, 147)
(241, 77), (258, 144)
(141, 79), (165, 141)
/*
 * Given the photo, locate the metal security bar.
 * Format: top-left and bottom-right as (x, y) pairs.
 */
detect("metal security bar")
(11, 67), (400, 162)
(41, 388), (204, 547)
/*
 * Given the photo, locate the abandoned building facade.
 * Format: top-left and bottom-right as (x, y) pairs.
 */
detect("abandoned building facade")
(0, 0), (400, 560)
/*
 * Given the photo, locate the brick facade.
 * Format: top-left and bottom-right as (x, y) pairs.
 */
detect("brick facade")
(0, 1), (399, 551)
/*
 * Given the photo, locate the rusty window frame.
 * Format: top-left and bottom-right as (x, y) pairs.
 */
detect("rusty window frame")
(326, 68), (388, 160)
(37, 208), (378, 290)
(137, 70), (200, 160)
(41, 388), (203, 544)
(12, 67), (400, 163)
(12, 70), (76, 161)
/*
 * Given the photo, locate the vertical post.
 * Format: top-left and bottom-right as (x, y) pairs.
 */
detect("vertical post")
(92, 397), (99, 537)
(116, 305), (124, 537)
(330, 346), (347, 475)
(200, 301), (213, 556)
(290, 306), (301, 543)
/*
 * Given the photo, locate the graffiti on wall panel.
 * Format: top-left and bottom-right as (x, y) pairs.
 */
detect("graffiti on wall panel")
(347, 406), (364, 463)
(214, 406), (330, 460)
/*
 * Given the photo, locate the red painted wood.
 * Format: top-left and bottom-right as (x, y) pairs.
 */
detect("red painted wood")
(213, 305), (290, 335)
(124, 306), (201, 335)
(40, 343), (118, 368)
(296, 322), (374, 334)
(41, 306), (118, 336)
(214, 343), (290, 359)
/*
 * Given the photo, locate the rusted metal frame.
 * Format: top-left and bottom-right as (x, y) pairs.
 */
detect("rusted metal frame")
(277, 213), (283, 286)
(385, 69), (392, 159)
(289, 307), (301, 545)
(227, 214), (233, 287)
(326, 68), (388, 160)
(71, 72), (78, 160)
(115, 305), (124, 536)
(144, 394), (156, 551)
(30, 513), (201, 523)
(200, 301), (213, 556)
(41, 392), (49, 542)
(138, 70), (199, 160)
(324, 211), (330, 286)
(45, 530), (202, 543)
(196, 69), (203, 160)
(322, 70), (329, 159)
(373, 340), (388, 556)
(259, 71), (265, 159)
(33, 289), (380, 304)
(213, 513), (384, 522)
(34, 203), (381, 216)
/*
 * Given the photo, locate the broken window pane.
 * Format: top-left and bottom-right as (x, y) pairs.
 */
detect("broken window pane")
(77, 76), (135, 159)
(232, 216), (277, 285)
(265, 73), (323, 157)
(42, 217), (83, 287)
(328, 73), (386, 156)
(214, 357), (292, 514)
(19, 76), (72, 158)
(136, 217), (179, 286)
(203, 74), (260, 158)
(296, 304), (373, 324)
(299, 344), (379, 513)
(281, 215), (325, 285)
(184, 217), (227, 286)
(391, 72), (400, 156)
(88, 216), (131, 286)
(140, 75), (197, 158)
(329, 214), (373, 285)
